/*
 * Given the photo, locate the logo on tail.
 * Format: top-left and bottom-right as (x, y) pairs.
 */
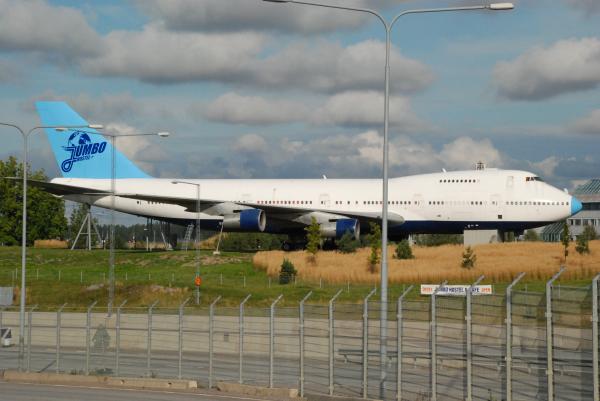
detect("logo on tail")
(60, 131), (107, 173)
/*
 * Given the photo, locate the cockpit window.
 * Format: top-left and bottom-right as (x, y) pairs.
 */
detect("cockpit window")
(526, 176), (544, 182)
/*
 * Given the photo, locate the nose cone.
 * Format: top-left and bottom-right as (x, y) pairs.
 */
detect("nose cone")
(571, 196), (582, 215)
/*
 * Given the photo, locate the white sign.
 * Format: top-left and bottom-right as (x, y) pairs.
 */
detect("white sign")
(420, 284), (492, 296)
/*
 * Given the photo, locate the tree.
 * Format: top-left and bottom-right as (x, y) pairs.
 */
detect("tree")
(367, 222), (381, 273)
(561, 221), (570, 263)
(305, 216), (321, 263)
(337, 230), (359, 253)
(523, 229), (540, 241)
(461, 246), (477, 269)
(279, 258), (297, 284)
(575, 225), (596, 255)
(395, 239), (414, 259)
(0, 156), (67, 245)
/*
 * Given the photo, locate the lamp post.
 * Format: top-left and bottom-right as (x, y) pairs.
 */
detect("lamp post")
(171, 180), (201, 305)
(263, 1), (514, 396)
(101, 131), (170, 314)
(0, 122), (102, 370)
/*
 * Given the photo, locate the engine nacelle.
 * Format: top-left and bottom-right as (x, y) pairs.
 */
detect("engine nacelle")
(223, 209), (266, 232)
(319, 218), (360, 239)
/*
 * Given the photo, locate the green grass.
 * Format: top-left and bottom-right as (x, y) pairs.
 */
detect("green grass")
(0, 247), (593, 309)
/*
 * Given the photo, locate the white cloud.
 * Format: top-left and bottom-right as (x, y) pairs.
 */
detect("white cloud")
(104, 123), (170, 176)
(566, 0), (600, 14)
(204, 92), (309, 125)
(233, 134), (268, 154)
(311, 91), (426, 131)
(530, 156), (560, 178)
(439, 137), (504, 170)
(571, 109), (600, 134)
(217, 131), (506, 178)
(0, 0), (101, 58)
(252, 40), (433, 94)
(81, 25), (432, 93)
(81, 25), (267, 84)
(493, 37), (600, 100)
(138, 0), (409, 34)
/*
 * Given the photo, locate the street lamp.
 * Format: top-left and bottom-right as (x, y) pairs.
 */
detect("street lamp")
(0, 122), (103, 370)
(100, 131), (170, 314)
(263, 0), (514, 396)
(171, 180), (201, 305)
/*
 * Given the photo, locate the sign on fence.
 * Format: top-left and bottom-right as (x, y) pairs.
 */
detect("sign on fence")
(0, 287), (13, 306)
(421, 284), (493, 296)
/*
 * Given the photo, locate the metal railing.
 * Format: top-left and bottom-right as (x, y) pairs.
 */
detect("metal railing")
(0, 273), (598, 401)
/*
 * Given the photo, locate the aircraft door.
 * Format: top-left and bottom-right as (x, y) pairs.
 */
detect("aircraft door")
(319, 193), (331, 208)
(491, 194), (503, 220)
(412, 193), (424, 208)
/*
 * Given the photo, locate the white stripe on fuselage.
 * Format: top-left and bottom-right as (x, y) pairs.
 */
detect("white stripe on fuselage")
(53, 168), (573, 230)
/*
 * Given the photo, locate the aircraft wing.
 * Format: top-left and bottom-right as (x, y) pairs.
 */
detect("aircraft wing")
(119, 193), (404, 225)
(4, 178), (111, 196)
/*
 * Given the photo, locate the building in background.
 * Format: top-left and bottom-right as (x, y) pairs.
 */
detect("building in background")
(542, 179), (600, 241)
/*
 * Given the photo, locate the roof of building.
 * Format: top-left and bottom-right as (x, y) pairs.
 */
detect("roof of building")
(573, 179), (600, 203)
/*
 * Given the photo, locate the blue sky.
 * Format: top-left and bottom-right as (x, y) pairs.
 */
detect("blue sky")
(1, 0), (599, 197)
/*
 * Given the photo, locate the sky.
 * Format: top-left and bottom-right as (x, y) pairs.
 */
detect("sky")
(1, 0), (599, 199)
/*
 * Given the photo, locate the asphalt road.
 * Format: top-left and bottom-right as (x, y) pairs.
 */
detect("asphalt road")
(0, 381), (281, 401)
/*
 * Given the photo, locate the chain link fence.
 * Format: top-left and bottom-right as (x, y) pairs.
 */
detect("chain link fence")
(0, 275), (599, 401)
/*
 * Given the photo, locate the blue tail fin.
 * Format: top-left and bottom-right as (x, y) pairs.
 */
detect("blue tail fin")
(35, 101), (151, 179)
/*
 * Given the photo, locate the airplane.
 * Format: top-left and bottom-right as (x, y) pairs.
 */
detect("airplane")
(30, 101), (581, 249)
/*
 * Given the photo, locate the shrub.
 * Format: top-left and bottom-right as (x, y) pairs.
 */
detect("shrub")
(395, 240), (414, 259)
(461, 246), (476, 269)
(523, 230), (540, 242)
(337, 231), (359, 253)
(414, 234), (463, 246)
(575, 234), (590, 255)
(279, 258), (297, 284)
(583, 225), (597, 240)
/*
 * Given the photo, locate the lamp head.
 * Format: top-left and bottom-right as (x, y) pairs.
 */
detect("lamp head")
(157, 132), (170, 138)
(488, 3), (514, 10)
(88, 124), (104, 130)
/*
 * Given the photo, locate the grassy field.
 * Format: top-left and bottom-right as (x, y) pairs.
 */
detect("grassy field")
(254, 240), (600, 292)
(0, 241), (598, 309)
(0, 247), (383, 308)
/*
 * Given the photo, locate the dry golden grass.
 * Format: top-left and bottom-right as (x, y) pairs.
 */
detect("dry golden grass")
(253, 240), (600, 284)
(33, 239), (68, 249)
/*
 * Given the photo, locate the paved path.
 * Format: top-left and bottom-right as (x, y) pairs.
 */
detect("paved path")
(0, 381), (278, 401)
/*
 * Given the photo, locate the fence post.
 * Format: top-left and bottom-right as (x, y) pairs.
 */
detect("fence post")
(208, 295), (221, 389)
(85, 300), (97, 375)
(431, 281), (447, 401)
(396, 285), (413, 401)
(146, 300), (159, 377)
(593, 273), (600, 401)
(178, 297), (191, 380)
(26, 305), (38, 373)
(466, 275), (485, 401)
(115, 299), (127, 377)
(506, 272), (525, 401)
(329, 289), (343, 396)
(299, 291), (313, 398)
(546, 267), (565, 401)
(56, 303), (67, 374)
(269, 294), (283, 389)
(362, 288), (377, 399)
(239, 294), (252, 384)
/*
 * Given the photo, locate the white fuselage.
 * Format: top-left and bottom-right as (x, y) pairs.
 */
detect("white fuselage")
(54, 168), (575, 237)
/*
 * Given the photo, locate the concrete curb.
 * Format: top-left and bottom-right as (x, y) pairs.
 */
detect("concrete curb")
(305, 394), (381, 401)
(216, 381), (300, 399)
(1, 371), (197, 390)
